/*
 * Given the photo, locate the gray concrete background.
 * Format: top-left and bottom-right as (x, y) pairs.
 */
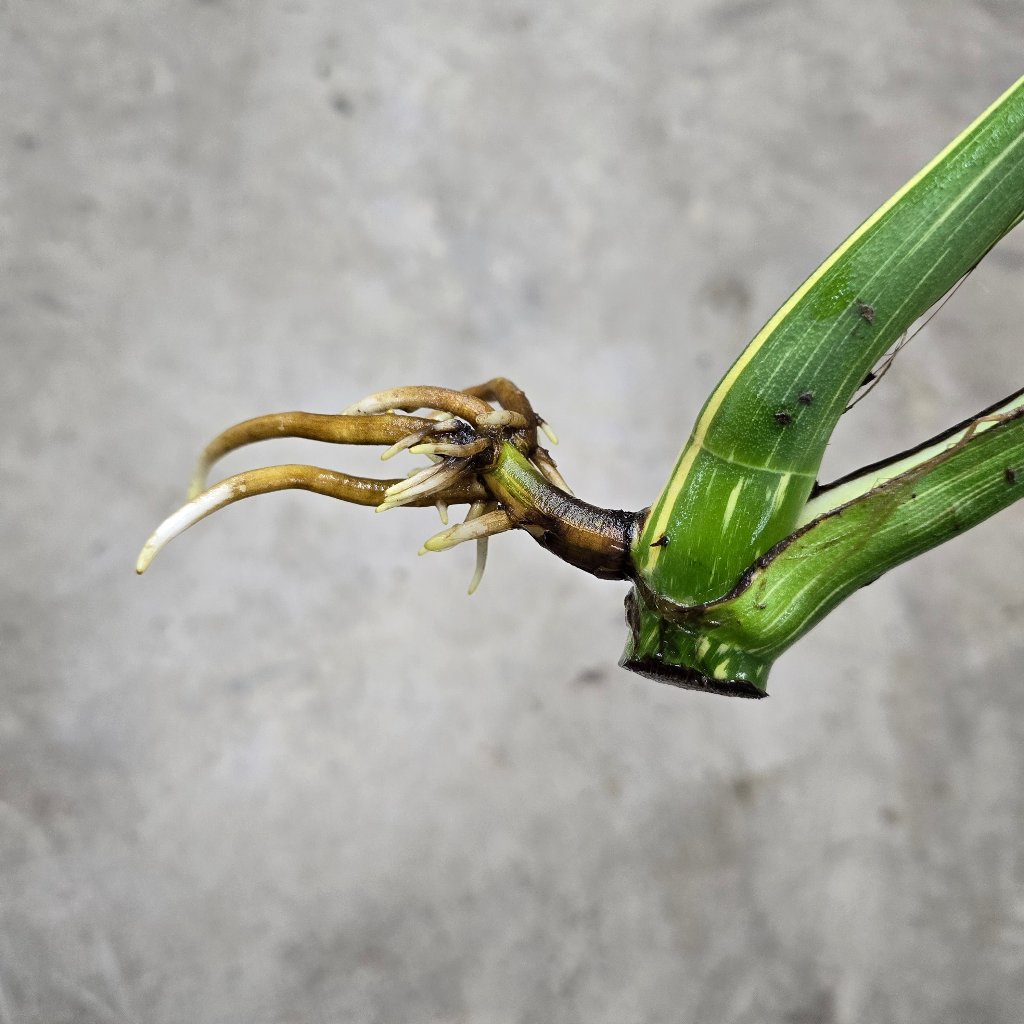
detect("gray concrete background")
(3, 2), (1024, 1022)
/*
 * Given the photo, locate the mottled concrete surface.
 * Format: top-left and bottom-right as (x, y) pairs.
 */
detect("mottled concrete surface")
(3, 2), (1024, 1022)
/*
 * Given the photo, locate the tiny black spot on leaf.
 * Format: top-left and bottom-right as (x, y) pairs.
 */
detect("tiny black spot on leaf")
(650, 534), (670, 548)
(774, 410), (793, 426)
(798, 390), (814, 406)
(1005, 466), (1018, 485)
(856, 300), (876, 324)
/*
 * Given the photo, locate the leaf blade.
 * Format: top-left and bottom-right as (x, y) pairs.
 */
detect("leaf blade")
(636, 75), (1024, 605)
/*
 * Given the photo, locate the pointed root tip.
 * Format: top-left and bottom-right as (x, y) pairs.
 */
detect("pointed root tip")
(422, 533), (454, 552)
(421, 508), (511, 553)
(380, 432), (422, 461)
(135, 480), (237, 576)
(135, 544), (156, 574)
(466, 538), (488, 595)
(539, 419), (558, 445)
(134, 522), (178, 574)
(379, 420), (460, 461)
(381, 461), (467, 510)
(533, 451), (573, 495)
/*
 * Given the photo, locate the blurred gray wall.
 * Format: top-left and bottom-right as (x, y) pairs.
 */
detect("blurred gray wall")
(3, 2), (1024, 1022)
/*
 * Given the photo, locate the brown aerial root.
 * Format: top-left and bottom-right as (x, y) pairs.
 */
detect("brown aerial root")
(188, 411), (442, 498)
(137, 378), (570, 592)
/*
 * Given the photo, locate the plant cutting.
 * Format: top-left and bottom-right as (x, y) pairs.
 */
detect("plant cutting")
(138, 75), (1024, 698)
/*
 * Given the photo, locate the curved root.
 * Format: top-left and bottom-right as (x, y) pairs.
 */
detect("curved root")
(137, 378), (571, 592)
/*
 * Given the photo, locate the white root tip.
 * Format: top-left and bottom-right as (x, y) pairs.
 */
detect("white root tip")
(476, 409), (529, 429)
(467, 537), (488, 595)
(379, 441), (406, 462)
(539, 419), (559, 445)
(342, 389), (406, 416)
(135, 480), (237, 574)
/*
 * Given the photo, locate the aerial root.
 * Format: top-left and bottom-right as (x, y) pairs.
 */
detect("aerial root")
(343, 385), (492, 423)
(408, 438), (490, 459)
(465, 501), (496, 595)
(417, 499), (510, 592)
(532, 447), (572, 494)
(538, 419), (558, 445)
(476, 409), (530, 430)
(420, 507), (513, 553)
(140, 377), (577, 587)
(140, 464), (395, 574)
(188, 411), (437, 498)
(376, 458), (471, 512)
(380, 419), (461, 461)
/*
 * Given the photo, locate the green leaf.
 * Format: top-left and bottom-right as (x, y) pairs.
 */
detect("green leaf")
(634, 75), (1024, 607)
(623, 76), (1024, 693)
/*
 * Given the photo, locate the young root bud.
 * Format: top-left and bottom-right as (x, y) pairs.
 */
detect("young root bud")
(531, 447), (573, 495)
(377, 459), (472, 512)
(421, 508), (514, 552)
(380, 419), (460, 461)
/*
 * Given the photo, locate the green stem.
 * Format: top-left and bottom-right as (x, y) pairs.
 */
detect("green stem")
(623, 391), (1024, 694)
(484, 444), (640, 580)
